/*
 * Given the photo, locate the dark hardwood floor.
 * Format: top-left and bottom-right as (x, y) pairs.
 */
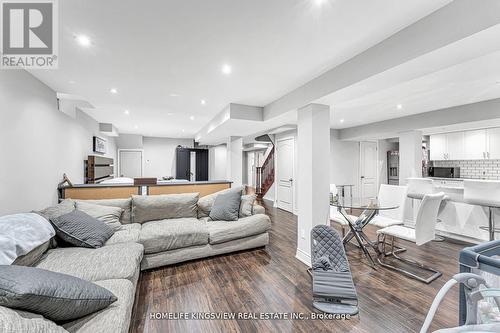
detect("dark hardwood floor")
(130, 202), (470, 333)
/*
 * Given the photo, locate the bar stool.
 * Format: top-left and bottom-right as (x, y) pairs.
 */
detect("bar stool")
(463, 180), (500, 241)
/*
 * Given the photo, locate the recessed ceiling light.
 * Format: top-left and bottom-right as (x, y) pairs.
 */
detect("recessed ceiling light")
(190, 115), (195, 120)
(124, 110), (130, 115)
(222, 64), (232, 75)
(201, 99), (206, 105)
(314, 0), (326, 6)
(75, 34), (91, 47)
(167, 112), (175, 116)
(182, 129), (185, 133)
(134, 125), (139, 129)
(397, 104), (403, 110)
(339, 119), (345, 123)
(169, 93), (179, 97)
(68, 80), (76, 84)
(110, 88), (118, 94)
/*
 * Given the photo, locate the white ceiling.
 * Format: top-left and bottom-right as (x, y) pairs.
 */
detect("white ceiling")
(28, 0), (450, 138)
(317, 24), (500, 129)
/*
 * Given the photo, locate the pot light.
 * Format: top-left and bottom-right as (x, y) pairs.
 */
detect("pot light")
(75, 34), (91, 47)
(124, 110), (130, 115)
(110, 88), (118, 94)
(222, 64), (232, 75)
(169, 93), (179, 97)
(201, 99), (206, 105)
(134, 125), (138, 129)
(315, 0), (326, 6)
(190, 115), (195, 120)
(167, 112), (175, 116)
(339, 119), (345, 123)
(68, 80), (76, 84)
(182, 129), (185, 133)
(397, 104), (403, 110)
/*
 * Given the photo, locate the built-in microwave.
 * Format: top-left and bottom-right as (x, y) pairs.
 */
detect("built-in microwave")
(428, 167), (460, 178)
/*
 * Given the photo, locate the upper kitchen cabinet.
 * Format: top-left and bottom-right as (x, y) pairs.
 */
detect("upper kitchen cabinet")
(429, 132), (464, 160)
(446, 132), (465, 160)
(487, 128), (500, 159)
(464, 129), (487, 160)
(430, 134), (447, 160)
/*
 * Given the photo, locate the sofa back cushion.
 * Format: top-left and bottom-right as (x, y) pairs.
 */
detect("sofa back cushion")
(132, 193), (199, 223)
(73, 198), (132, 224)
(75, 201), (123, 232)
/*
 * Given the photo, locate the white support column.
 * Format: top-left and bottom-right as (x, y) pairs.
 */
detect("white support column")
(226, 136), (243, 187)
(296, 104), (330, 266)
(399, 130), (423, 185)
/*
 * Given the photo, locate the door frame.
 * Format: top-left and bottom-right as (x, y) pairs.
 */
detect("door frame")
(358, 141), (379, 200)
(118, 149), (144, 178)
(276, 136), (295, 213)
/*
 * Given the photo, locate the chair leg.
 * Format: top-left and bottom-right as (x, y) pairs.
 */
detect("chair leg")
(377, 236), (442, 284)
(376, 232), (406, 255)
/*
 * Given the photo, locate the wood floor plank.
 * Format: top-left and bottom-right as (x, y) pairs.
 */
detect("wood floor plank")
(130, 202), (469, 333)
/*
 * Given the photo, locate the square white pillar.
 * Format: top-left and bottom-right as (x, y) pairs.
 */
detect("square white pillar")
(296, 104), (330, 266)
(226, 136), (243, 187)
(399, 130), (423, 185)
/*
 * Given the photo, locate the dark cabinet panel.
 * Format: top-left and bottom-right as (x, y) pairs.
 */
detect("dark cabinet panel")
(196, 149), (209, 181)
(176, 148), (191, 180)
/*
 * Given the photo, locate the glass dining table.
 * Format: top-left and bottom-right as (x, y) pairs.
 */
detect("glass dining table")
(330, 198), (399, 267)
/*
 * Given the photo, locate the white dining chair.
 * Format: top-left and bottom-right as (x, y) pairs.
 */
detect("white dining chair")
(377, 192), (445, 284)
(463, 180), (500, 241)
(370, 184), (408, 228)
(329, 183), (356, 237)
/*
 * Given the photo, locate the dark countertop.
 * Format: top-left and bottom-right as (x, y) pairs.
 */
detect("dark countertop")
(67, 180), (232, 188)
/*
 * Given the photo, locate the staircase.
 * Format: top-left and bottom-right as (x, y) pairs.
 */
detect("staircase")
(256, 147), (275, 199)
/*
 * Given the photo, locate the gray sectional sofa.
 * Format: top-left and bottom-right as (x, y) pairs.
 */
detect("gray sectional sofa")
(0, 190), (270, 333)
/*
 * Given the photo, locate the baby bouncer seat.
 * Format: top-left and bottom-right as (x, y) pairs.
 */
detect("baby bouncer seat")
(310, 225), (359, 315)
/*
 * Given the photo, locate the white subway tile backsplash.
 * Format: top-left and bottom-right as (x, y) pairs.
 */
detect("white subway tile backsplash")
(433, 159), (500, 180)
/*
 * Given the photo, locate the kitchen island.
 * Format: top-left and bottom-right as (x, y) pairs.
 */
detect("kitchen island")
(405, 177), (498, 243)
(61, 180), (232, 200)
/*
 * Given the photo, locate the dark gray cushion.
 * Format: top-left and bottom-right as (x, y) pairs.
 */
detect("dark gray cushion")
(209, 190), (242, 221)
(50, 210), (114, 248)
(0, 265), (117, 322)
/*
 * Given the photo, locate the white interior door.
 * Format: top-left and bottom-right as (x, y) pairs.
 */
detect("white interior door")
(277, 138), (294, 212)
(360, 141), (378, 201)
(119, 150), (143, 178)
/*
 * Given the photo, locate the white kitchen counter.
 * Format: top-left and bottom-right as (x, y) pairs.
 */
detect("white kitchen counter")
(405, 178), (499, 243)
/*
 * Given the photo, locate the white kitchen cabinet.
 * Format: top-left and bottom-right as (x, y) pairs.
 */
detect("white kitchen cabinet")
(430, 134), (447, 160)
(464, 129), (487, 160)
(487, 128), (500, 159)
(446, 132), (465, 160)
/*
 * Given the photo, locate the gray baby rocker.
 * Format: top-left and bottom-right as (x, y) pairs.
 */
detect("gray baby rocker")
(309, 225), (359, 315)
(420, 273), (500, 332)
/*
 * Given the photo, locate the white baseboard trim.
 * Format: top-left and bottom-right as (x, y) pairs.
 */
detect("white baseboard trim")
(295, 248), (311, 267)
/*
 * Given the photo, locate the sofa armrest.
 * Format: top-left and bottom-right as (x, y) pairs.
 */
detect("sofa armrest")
(253, 204), (265, 215)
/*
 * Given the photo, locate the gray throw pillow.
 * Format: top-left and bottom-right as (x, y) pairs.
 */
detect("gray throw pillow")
(197, 187), (244, 218)
(0, 265), (117, 322)
(50, 210), (114, 248)
(76, 201), (123, 232)
(209, 190), (242, 221)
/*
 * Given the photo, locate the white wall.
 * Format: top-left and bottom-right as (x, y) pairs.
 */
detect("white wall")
(142, 137), (193, 178)
(209, 144), (227, 180)
(116, 134), (143, 149)
(330, 130), (360, 198)
(0, 70), (117, 215)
